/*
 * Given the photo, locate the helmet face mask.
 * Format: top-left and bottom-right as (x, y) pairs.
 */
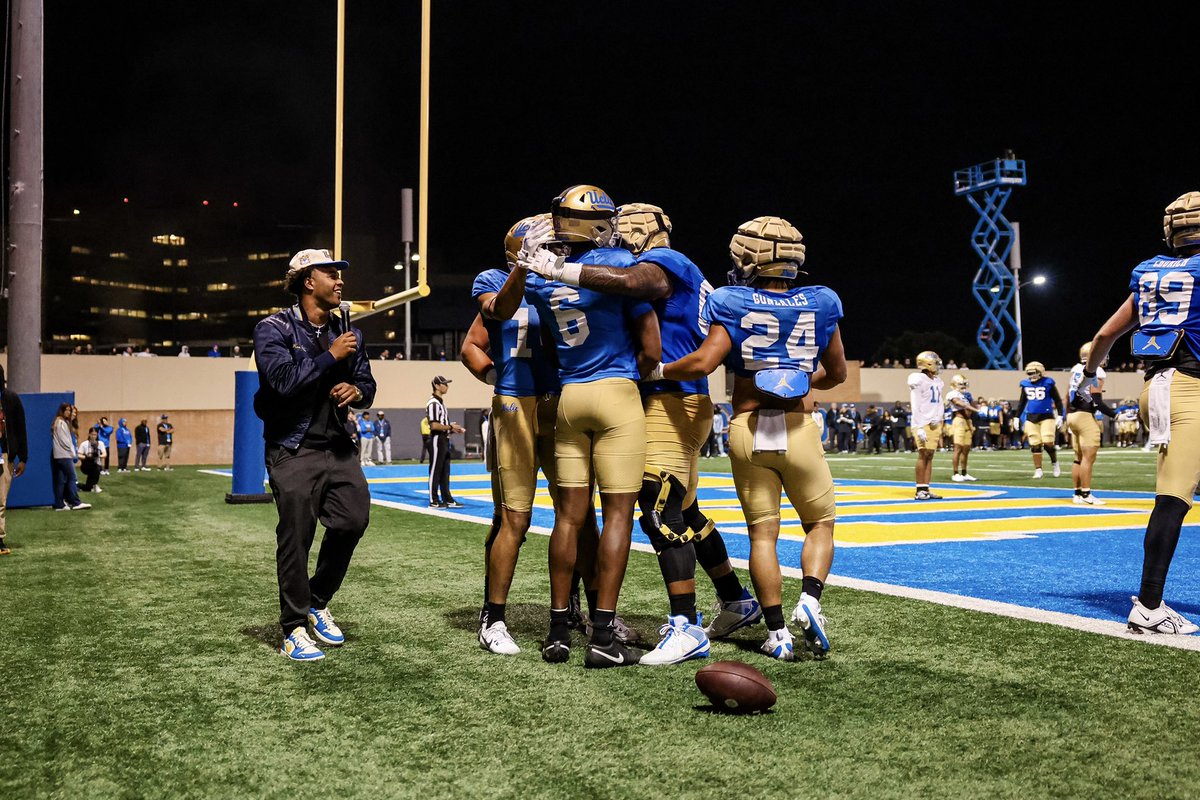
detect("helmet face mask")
(1163, 191), (1200, 253)
(1025, 361), (1046, 380)
(504, 213), (551, 268)
(728, 216), (806, 284)
(616, 203), (672, 255)
(916, 351), (943, 374)
(551, 185), (617, 248)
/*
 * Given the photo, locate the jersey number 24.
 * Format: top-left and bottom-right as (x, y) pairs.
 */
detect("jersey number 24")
(740, 311), (818, 371)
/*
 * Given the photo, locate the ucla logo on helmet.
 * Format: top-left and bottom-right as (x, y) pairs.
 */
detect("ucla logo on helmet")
(585, 190), (615, 212)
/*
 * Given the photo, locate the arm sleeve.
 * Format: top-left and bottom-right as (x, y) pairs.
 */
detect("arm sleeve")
(253, 318), (337, 398)
(1015, 388), (1028, 418)
(1051, 384), (1064, 416)
(1094, 395), (1118, 418)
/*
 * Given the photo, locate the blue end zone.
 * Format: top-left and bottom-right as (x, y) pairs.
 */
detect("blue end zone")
(223, 463), (1200, 627)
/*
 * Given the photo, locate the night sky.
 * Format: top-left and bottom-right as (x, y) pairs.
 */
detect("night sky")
(45, 2), (1200, 367)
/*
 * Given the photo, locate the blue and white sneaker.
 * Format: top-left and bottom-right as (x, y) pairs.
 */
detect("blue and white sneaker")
(792, 592), (830, 657)
(760, 627), (795, 661)
(639, 614), (710, 666)
(308, 607), (345, 646)
(280, 626), (325, 661)
(704, 588), (763, 639)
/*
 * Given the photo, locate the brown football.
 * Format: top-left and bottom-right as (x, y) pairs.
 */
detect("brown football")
(695, 660), (777, 714)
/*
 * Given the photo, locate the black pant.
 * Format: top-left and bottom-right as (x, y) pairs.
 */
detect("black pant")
(80, 460), (101, 491)
(428, 434), (454, 505)
(118, 446), (130, 470)
(420, 434), (433, 463)
(868, 430), (883, 454)
(266, 443), (370, 634)
(836, 430), (853, 452)
(102, 448), (110, 472)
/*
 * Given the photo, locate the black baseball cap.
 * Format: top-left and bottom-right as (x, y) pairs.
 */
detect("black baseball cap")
(432, 375), (451, 387)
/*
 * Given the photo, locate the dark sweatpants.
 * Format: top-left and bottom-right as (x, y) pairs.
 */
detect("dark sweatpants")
(428, 433), (454, 505)
(266, 443), (371, 635)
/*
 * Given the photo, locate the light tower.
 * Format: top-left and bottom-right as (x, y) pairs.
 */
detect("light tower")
(953, 153), (1027, 369)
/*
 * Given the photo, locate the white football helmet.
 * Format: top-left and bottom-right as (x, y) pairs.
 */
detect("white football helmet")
(1025, 361), (1046, 380)
(916, 351), (942, 374)
(950, 374), (969, 391)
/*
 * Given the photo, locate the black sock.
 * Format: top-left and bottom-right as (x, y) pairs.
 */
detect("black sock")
(486, 602), (505, 626)
(669, 592), (697, 624)
(802, 576), (824, 601)
(763, 604), (786, 632)
(1140, 495), (1189, 609)
(549, 608), (571, 641)
(591, 609), (615, 646)
(711, 571), (744, 604)
(1081, 488), (1091, 497)
(1074, 488), (1082, 496)
(917, 484), (929, 492)
(585, 589), (599, 616)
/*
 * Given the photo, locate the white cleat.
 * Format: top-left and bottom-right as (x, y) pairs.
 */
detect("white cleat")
(792, 592), (830, 658)
(704, 590), (763, 639)
(1128, 596), (1199, 635)
(639, 615), (710, 666)
(962, 473), (977, 482)
(1032, 468), (1043, 479)
(1052, 463), (1062, 477)
(760, 627), (795, 661)
(951, 474), (965, 482)
(478, 621), (521, 655)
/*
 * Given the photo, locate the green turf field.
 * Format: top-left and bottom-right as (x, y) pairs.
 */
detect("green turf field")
(5, 451), (1199, 799)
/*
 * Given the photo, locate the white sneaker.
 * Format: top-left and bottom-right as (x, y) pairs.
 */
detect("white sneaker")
(478, 621), (521, 655)
(91, 486), (103, 493)
(792, 592), (830, 657)
(101, 470), (110, 476)
(1052, 463), (1061, 477)
(951, 473), (965, 482)
(70, 502), (92, 510)
(1128, 596), (1200, 635)
(760, 627), (795, 661)
(1073, 495), (1085, 505)
(962, 473), (977, 482)
(1032, 468), (1043, 479)
(1081, 494), (1105, 506)
(639, 615), (710, 666)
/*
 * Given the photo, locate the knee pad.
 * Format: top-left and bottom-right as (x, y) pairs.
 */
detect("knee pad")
(1030, 445), (1043, 454)
(657, 541), (697, 584)
(694, 529), (731, 571)
(638, 473), (690, 543)
(682, 501), (716, 542)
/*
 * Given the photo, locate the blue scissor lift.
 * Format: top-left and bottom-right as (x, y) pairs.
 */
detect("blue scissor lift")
(954, 156), (1027, 369)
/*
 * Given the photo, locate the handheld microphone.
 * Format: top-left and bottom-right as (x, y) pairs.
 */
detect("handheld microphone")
(339, 301), (352, 329)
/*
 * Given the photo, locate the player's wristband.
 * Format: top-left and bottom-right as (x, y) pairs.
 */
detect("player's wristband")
(1082, 368), (1096, 378)
(557, 261), (582, 286)
(644, 362), (665, 382)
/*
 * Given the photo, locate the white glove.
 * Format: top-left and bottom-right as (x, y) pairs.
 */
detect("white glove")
(643, 362), (665, 382)
(915, 426), (927, 444)
(518, 217), (555, 260)
(521, 247), (582, 285)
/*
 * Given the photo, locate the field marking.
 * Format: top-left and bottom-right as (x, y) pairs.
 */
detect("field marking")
(368, 497), (1200, 653)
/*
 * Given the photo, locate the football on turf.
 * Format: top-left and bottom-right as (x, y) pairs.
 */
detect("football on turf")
(695, 660), (776, 714)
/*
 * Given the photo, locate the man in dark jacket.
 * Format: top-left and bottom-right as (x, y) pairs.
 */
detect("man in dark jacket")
(254, 248), (377, 662)
(0, 365), (29, 555)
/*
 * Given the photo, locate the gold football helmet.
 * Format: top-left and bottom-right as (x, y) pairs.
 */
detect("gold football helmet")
(916, 351), (942, 374)
(1025, 361), (1046, 380)
(550, 185), (617, 247)
(616, 203), (672, 255)
(504, 213), (551, 268)
(728, 216), (806, 282)
(950, 374), (969, 391)
(1164, 191), (1200, 252)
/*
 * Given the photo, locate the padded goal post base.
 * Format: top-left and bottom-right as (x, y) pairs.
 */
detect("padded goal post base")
(226, 371), (270, 505)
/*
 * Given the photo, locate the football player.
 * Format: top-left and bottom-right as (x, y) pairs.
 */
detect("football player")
(494, 185), (660, 667)
(908, 352), (945, 500)
(1066, 342), (1117, 505)
(1117, 399), (1140, 447)
(466, 214), (567, 655)
(1015, 361), (1064, 478)
(945, 374), (977, 482)
(523, 201), (762, 666)
(1081, 190), (1200, 635)
(654, 216), (847, 660)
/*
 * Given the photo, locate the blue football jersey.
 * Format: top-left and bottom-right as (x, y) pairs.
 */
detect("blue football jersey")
(702, 284), (843, 377)
(524, 248), (654, 385)
(1019, 377), (1058, 415)
(635, 247), (712, 396)
(1131, 253), (1200, 358)
(472, 269), (560, 396)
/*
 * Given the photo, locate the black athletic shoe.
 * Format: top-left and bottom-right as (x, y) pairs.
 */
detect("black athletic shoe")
(566, 590), (584, 631)
(583, 637), (641, 669)
(541, 634), (571, 664)
(445, 500), (466, 508)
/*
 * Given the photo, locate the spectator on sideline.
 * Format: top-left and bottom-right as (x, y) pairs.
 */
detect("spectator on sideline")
(378, 349), (391, 361)
(208, 344), (222, 357)
(92, 416), (114, 475)
(0, 364), (30, 555)
(115, 418), (133, 472)
(51, 403), (90, 511)
(358, 411), (376, 466)
(707, 407), (727, 456)
(136, 346), (154, 357)
(232, 345), (243, 358)
(135, 418), (152, 470)
(77, 428), (106, 493)
(419, 416), (432, 463)
(891, 401), (909, 452)
(376, 411), (392, 463)
(178, 345), (191, 357)
(157, 414), (174, 470)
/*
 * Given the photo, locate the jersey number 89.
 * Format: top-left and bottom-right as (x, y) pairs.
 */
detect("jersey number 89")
(1138, 271), (1194, 326)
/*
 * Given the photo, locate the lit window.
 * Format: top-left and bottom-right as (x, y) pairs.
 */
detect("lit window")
(385, 331), (396, 341)
(151, 234), (186, 246)
(109, 252), (129, 260)
(70, 246), (93, 255)
(177, 259), (188, 267)
(163, 259), (173, 267)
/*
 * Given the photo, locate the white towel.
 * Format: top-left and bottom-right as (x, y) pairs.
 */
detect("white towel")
(1148, 368), (1174, 446)
(753, 409), (788, 453)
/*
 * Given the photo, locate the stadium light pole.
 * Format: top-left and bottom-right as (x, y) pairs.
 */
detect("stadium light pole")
(992, 269), (1046, 370)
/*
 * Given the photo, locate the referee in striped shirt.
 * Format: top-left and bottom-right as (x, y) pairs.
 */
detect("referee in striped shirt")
(427, 376), (465, 508)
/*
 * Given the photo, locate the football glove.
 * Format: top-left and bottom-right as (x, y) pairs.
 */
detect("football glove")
(915, 427), (927, 444)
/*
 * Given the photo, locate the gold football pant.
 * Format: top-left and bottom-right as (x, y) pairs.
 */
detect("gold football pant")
(643, 392), (713, 506)
(728, 411), (836, 526)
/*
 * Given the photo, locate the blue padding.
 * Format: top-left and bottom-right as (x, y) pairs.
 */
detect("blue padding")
(230, 371), (268, 496)
(8, 392), (75, 508)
